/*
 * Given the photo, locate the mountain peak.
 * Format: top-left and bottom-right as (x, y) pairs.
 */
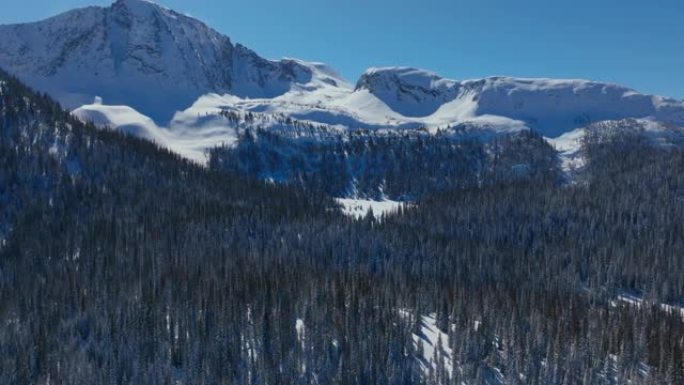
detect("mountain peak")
(355, 67), (460, 117)
(108, 0), (192, 30)
(1, 0), (683, 149)
(109, 0), (168, 16)
(356, 67), (457, 91)
(112, 0), (162, 9)
(0, 1), (336, 123)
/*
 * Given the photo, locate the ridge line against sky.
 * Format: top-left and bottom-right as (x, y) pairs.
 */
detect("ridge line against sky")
(1, 0), (683, 99)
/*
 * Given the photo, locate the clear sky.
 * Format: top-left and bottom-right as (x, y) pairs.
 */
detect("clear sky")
(2, 0), (683, 99)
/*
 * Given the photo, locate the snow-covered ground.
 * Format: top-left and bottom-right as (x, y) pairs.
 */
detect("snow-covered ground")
(546, 118), (684, 180)
(335, 198), (405, 219)
(612, 292), (684, 318)
(412, 313), (454, 378)
(546, 128), (587, 175)
(73, 101), (241, 163)
(3, 0), (684, 167)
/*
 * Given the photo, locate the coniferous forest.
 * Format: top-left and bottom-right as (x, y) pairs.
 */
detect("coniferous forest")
(1, 67), (684, 385)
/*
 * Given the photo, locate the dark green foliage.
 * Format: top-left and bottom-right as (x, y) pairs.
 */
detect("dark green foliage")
(208, 128), (560, 200)
(1, 68), (683, 385)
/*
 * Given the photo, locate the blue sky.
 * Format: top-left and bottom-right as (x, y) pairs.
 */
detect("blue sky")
(2, 0), (683, 98)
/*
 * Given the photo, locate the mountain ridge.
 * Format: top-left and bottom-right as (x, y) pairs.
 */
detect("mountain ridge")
(0, 0), (332, 123)
(1, 0), (684, 164)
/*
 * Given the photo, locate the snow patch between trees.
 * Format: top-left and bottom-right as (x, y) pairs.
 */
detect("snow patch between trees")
(335, 198), (405, 219)
(612, 292), (684, 319)
(412, 313), (454, 379)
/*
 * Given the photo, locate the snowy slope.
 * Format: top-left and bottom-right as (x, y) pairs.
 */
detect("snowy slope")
(335, 198), (405, 220)
(354, 69), (684, 137)
(546, 118), (684, 178)
(2, 0), (684, 164)
(0, 0), (341, 124)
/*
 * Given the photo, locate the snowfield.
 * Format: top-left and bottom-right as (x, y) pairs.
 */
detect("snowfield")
(1, 0), (683, 215)
(336, 198), (405, 219)
(412, 313), (454, 378)
(2, 0), (684, 174)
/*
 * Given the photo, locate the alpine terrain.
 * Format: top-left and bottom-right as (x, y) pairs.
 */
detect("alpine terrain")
(2, 1), (684, 385)
(1, 0), (683, 168)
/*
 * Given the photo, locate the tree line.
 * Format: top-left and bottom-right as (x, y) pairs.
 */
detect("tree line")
(1, 68), (683, 384)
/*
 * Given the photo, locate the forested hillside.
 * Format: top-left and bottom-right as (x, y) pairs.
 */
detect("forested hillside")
(1, 69), (684, 385)
(209, 128), (559, 200)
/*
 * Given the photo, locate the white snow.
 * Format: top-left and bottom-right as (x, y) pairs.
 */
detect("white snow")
(413, 313), (454, 377)
(612, 292), (684, 319)
(295, 318), (306, 371)
(355, 67), (460, 117)
(546, 118), (684, 179)
(295, 318), (306, 343)
(73, 101), (240, 163)
(335, 198), (405, 219)
(61, 60), (684, 167)
(397, 310), (457, 380)
(546, 128), (587, 175)
(2, 0), (684, 168)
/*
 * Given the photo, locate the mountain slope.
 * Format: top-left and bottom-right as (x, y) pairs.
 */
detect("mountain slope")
(354, 68), (684, 137)
(3, 57), (684, 385)
(2, 0), (684, 168)
(0, 0), (344, 123)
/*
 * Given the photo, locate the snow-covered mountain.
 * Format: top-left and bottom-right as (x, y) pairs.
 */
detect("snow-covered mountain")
(0, 0), (339, 123)
(355, 68), (684, 137)
(2, 0), (684, 163)
(355, 67), (461, 117)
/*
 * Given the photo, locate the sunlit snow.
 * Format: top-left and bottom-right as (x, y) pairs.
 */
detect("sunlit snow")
(336, 198), (405, 219)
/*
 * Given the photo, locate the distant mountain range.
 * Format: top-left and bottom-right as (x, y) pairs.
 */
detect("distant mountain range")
(1, 0), (683, 169)
(3, 5), (684, 383)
